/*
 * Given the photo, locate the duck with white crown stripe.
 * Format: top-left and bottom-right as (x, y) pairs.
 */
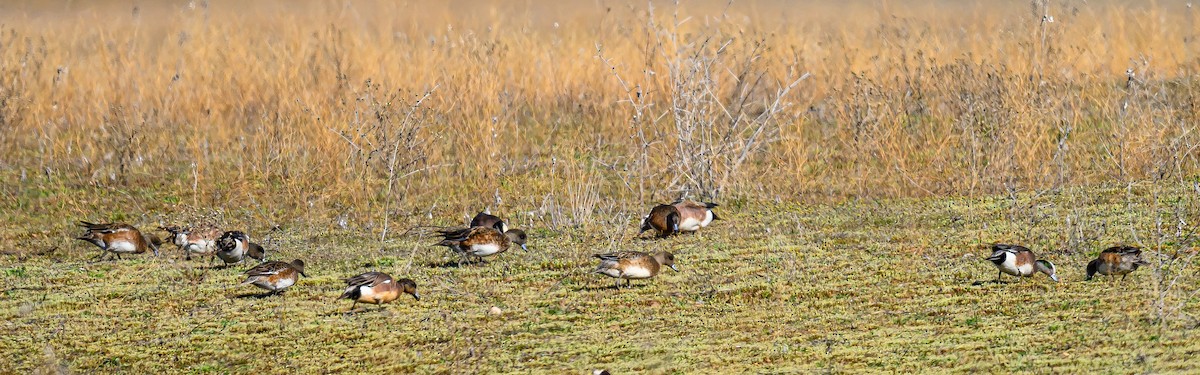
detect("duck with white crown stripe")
(986, 244), (1059, 283)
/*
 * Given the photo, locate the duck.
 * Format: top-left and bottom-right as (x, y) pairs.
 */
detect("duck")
(75, 221), (161, 260)
(672, 200), (719, 232)
(215, 231), (267, 266)
(239, 259), (306, 294)
(593, 251), (679, 288)
(159, 225), (222, 261)
(469, 210), (508, 232)
(1087, 245), (1151, 281)
(435, 227), (528, 263)
(986, 244), (1059, 282)
(339, 272), (419, 311)
(638, 204), (681, 238)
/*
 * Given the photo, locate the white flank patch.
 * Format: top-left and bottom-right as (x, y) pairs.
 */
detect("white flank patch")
(596, 268), (622, 278)
(995, 253), (1031, 276)
(186, 240), (213, 254)
(359, 285), (377, 299)
(621, 265), (653, 279)
(108, 241), (137, 253)
(470, 243), (502, 256)
(270, 277), (295, 291)
(700, 210), (714, 227)
(678, 217), (702, 232)
(172, 234), (188, 247)
(218, 247), (245, 263)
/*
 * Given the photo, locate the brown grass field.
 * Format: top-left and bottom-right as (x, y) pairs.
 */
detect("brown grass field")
(2, 0), (1200, 373)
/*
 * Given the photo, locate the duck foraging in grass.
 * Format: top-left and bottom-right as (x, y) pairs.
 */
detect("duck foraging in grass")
(339, 272), (419, 312)
(240, 259), (306, 295)
(160, 225), (222, 261)
(593, 251), (678, 288)
(639, 204), (681, 238)
(469, 210), (508, 232)
(1087, 245), (1151, 281)
(215, 231), (267, 266)
(986, 244), (1059, 283)
(672, 200), (719, 233)
(76, 221), (161, 260)
(435, 227), (528, 264)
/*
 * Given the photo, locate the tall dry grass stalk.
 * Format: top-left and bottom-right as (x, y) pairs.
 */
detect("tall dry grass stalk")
(0, 0), (1198, 226)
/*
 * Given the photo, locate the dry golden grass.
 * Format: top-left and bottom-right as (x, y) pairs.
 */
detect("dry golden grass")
(1, 0), (1198, 213)
(3, 0), (1200, 372)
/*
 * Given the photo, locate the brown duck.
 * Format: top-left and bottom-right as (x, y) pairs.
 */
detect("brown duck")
(76, 221), (161, 260)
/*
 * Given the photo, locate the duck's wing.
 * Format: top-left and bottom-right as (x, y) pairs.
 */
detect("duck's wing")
(79, 221), (135, 233)
(436, 227), (476, 242)
(244, 261), (289, 277)
(1102, 245), (1142, 256)
(345, 271), (389, 288)
(593, 251), (647, 262)
(991, 244), (1028, 253)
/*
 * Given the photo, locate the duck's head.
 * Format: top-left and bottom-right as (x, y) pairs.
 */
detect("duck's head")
(656, 251), (679, 272)
(505, 229), (528, 251)
(398, 278), (420, 300)
(290, 259), (308, 277)
(1035, 260), (1059, 282)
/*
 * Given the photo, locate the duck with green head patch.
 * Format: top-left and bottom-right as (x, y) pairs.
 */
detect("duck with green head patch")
(986, 244), (1059, 282)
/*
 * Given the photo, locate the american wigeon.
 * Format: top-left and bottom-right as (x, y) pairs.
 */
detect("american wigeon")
(639, 205), (681, 238)
(1087, 245), (1151, 281)
(672, 200), (719, 232)
(470, 210), (508, 232)
(593, 251), (679, 288)
(339, 272), (419, 311)
(215, 231), (266, 265)
(76, 221), (161, 260)
(240, 259), (306, 294)
(160, 225), (222, 261)
(247, 241), (267, 262)
(986, 244), (1059, 282)
(435, 227), (528, 263)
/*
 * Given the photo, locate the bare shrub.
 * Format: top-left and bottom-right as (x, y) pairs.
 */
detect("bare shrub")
(601, 3), (808, 201)
(324, 80), (437, 239)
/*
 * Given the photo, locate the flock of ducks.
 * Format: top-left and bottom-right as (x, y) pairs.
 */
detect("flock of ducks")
(73, 199), (1153, 311)
(985, 243), (1151, 283)
(72, 200), (719, 311)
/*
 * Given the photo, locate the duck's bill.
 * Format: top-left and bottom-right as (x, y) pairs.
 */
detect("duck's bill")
(412, 292), (421, 301)
(1049, 275), (1060, 282)
(669, 265), (680, 272)
(520, 244), (528, 251)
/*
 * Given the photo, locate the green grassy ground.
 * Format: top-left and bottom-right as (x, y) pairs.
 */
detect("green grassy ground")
(2, 185), (1198, 373)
